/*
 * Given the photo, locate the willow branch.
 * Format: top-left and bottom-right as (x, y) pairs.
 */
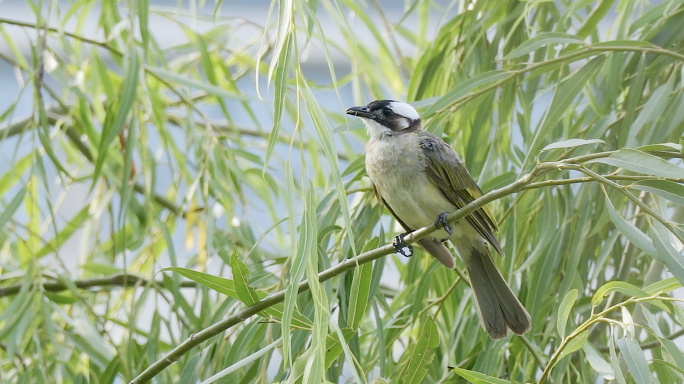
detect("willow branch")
(0, 273), (198, 298)
(0, 17), (123, 55)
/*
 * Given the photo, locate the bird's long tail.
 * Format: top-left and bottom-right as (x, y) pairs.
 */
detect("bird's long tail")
(463, 246), (531, 339)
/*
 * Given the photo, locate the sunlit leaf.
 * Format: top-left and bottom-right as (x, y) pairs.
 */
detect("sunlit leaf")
(402, 316), (440, 384)
(604, 195), (657, 258)
(582, 341), (615, 380)
(541, 138), (605, 152)
(616, 336), (653, 384)
(449, 366), (512, 384)
(503, 32), (584, 60)
(557, 289), (577, 338)
(590, 149), (684, 179)
(631, 180), (684, 207)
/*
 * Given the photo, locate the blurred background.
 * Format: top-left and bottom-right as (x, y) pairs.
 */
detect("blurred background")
(2, 1), (684, 384)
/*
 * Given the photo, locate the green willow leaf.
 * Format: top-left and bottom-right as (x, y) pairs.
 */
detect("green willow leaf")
(627, 76), (675, 148)
(631, 180), (684, 206)
(541, 138), (605, 152)
(558, 331), (588, 361)
(0, 154), (32, 198)
(592, 281), (650, 307)
(93, 47), (139, 187)
(231, 253), (260, 305)
(582, 341), (615, 381)
(300, 76), (356, 255)
(264, 32), (292, 169)
(591, 40), (655, 49)
(644, 277), (681, 295)
(449, 366), (512, 384)
(557, 289), (577, 338)
(651, 222), (684, 287)
(616, 337), (653, 384)
(35, 206), (90, 258)
(522, 56), (605, 170)
(402, 316), (440, 384)
(503, 32), (584, 60)
(576, 0), (616, 38)
(0, 188), (26, 229)
(589, 149), (684, 179)
(610, 336), (628, 384)
(423, 71), (509, 117)
(637, 142), (682, 152)
(287, 328), (356, 383)
(660, 339), (684, 371)
(347, 238), (378, 330)
(281, 161), (300, 368)
(144, 66), (249, 101)
(604, 195), (657, 258)
(161, 267), (237, 298)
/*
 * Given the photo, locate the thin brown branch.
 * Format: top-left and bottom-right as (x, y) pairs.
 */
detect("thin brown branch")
(0, 273), (198, 298)
(0, 17), (123, 55)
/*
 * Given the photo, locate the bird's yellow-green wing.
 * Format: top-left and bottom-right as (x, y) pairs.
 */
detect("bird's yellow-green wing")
(419, 133), (503, 255)
(372, 183), (412, 232)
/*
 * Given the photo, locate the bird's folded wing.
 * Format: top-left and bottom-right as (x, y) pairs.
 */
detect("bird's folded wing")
(420, 135), (503, 255)
(372, 183), (412, 231)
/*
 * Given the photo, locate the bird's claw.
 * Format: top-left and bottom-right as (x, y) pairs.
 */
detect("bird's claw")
(393, 233), (413, 258)
(435, 212), (453, 242)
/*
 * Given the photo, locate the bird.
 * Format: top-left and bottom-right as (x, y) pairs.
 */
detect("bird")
(345, 100), (531, 339)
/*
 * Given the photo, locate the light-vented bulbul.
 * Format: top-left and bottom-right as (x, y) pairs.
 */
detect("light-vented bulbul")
(346, 100), (531, 339)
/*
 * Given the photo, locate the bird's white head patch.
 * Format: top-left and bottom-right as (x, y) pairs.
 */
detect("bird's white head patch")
(388, 101), (420, 121)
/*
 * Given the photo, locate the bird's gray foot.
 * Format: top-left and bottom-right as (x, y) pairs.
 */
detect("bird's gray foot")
(435, 212), (453, 242)
(393, 233), (413, 258)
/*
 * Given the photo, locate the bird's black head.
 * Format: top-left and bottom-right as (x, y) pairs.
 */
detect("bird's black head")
(345, 100), (422, 137)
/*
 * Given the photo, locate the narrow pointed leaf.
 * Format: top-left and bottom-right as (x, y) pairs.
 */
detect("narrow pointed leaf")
(161, 267), (237, 298)
(631, 180), (684, 207)
(402, 316), (440, 384)
(93, 48), (139, 186)
(582, 341), (615, 380)
(589, 149), (684, 179)
(449, 366), (512, 384)
(503, 32), (584, 60)
(616, 337), (652, 384)
(542, 138), (605, 152)
(557, 289), (577, 338)
(604, 195), (657, 257)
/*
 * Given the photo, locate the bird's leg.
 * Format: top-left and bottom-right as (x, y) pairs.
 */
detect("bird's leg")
(393, 232), (414, 258)
(435, 212), (453, 242)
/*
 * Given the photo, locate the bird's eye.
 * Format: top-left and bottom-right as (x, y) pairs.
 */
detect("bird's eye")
(383, 107), (392, 115)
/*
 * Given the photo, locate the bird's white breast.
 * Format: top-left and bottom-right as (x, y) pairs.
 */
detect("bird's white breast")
(365, 133), (459, 240)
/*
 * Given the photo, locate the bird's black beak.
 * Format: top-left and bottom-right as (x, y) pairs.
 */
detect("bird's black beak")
(345, 106), (374, 119)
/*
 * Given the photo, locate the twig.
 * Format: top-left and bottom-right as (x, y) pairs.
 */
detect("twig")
(0, 17), (123, 55)
(0, 273), (198, 298)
